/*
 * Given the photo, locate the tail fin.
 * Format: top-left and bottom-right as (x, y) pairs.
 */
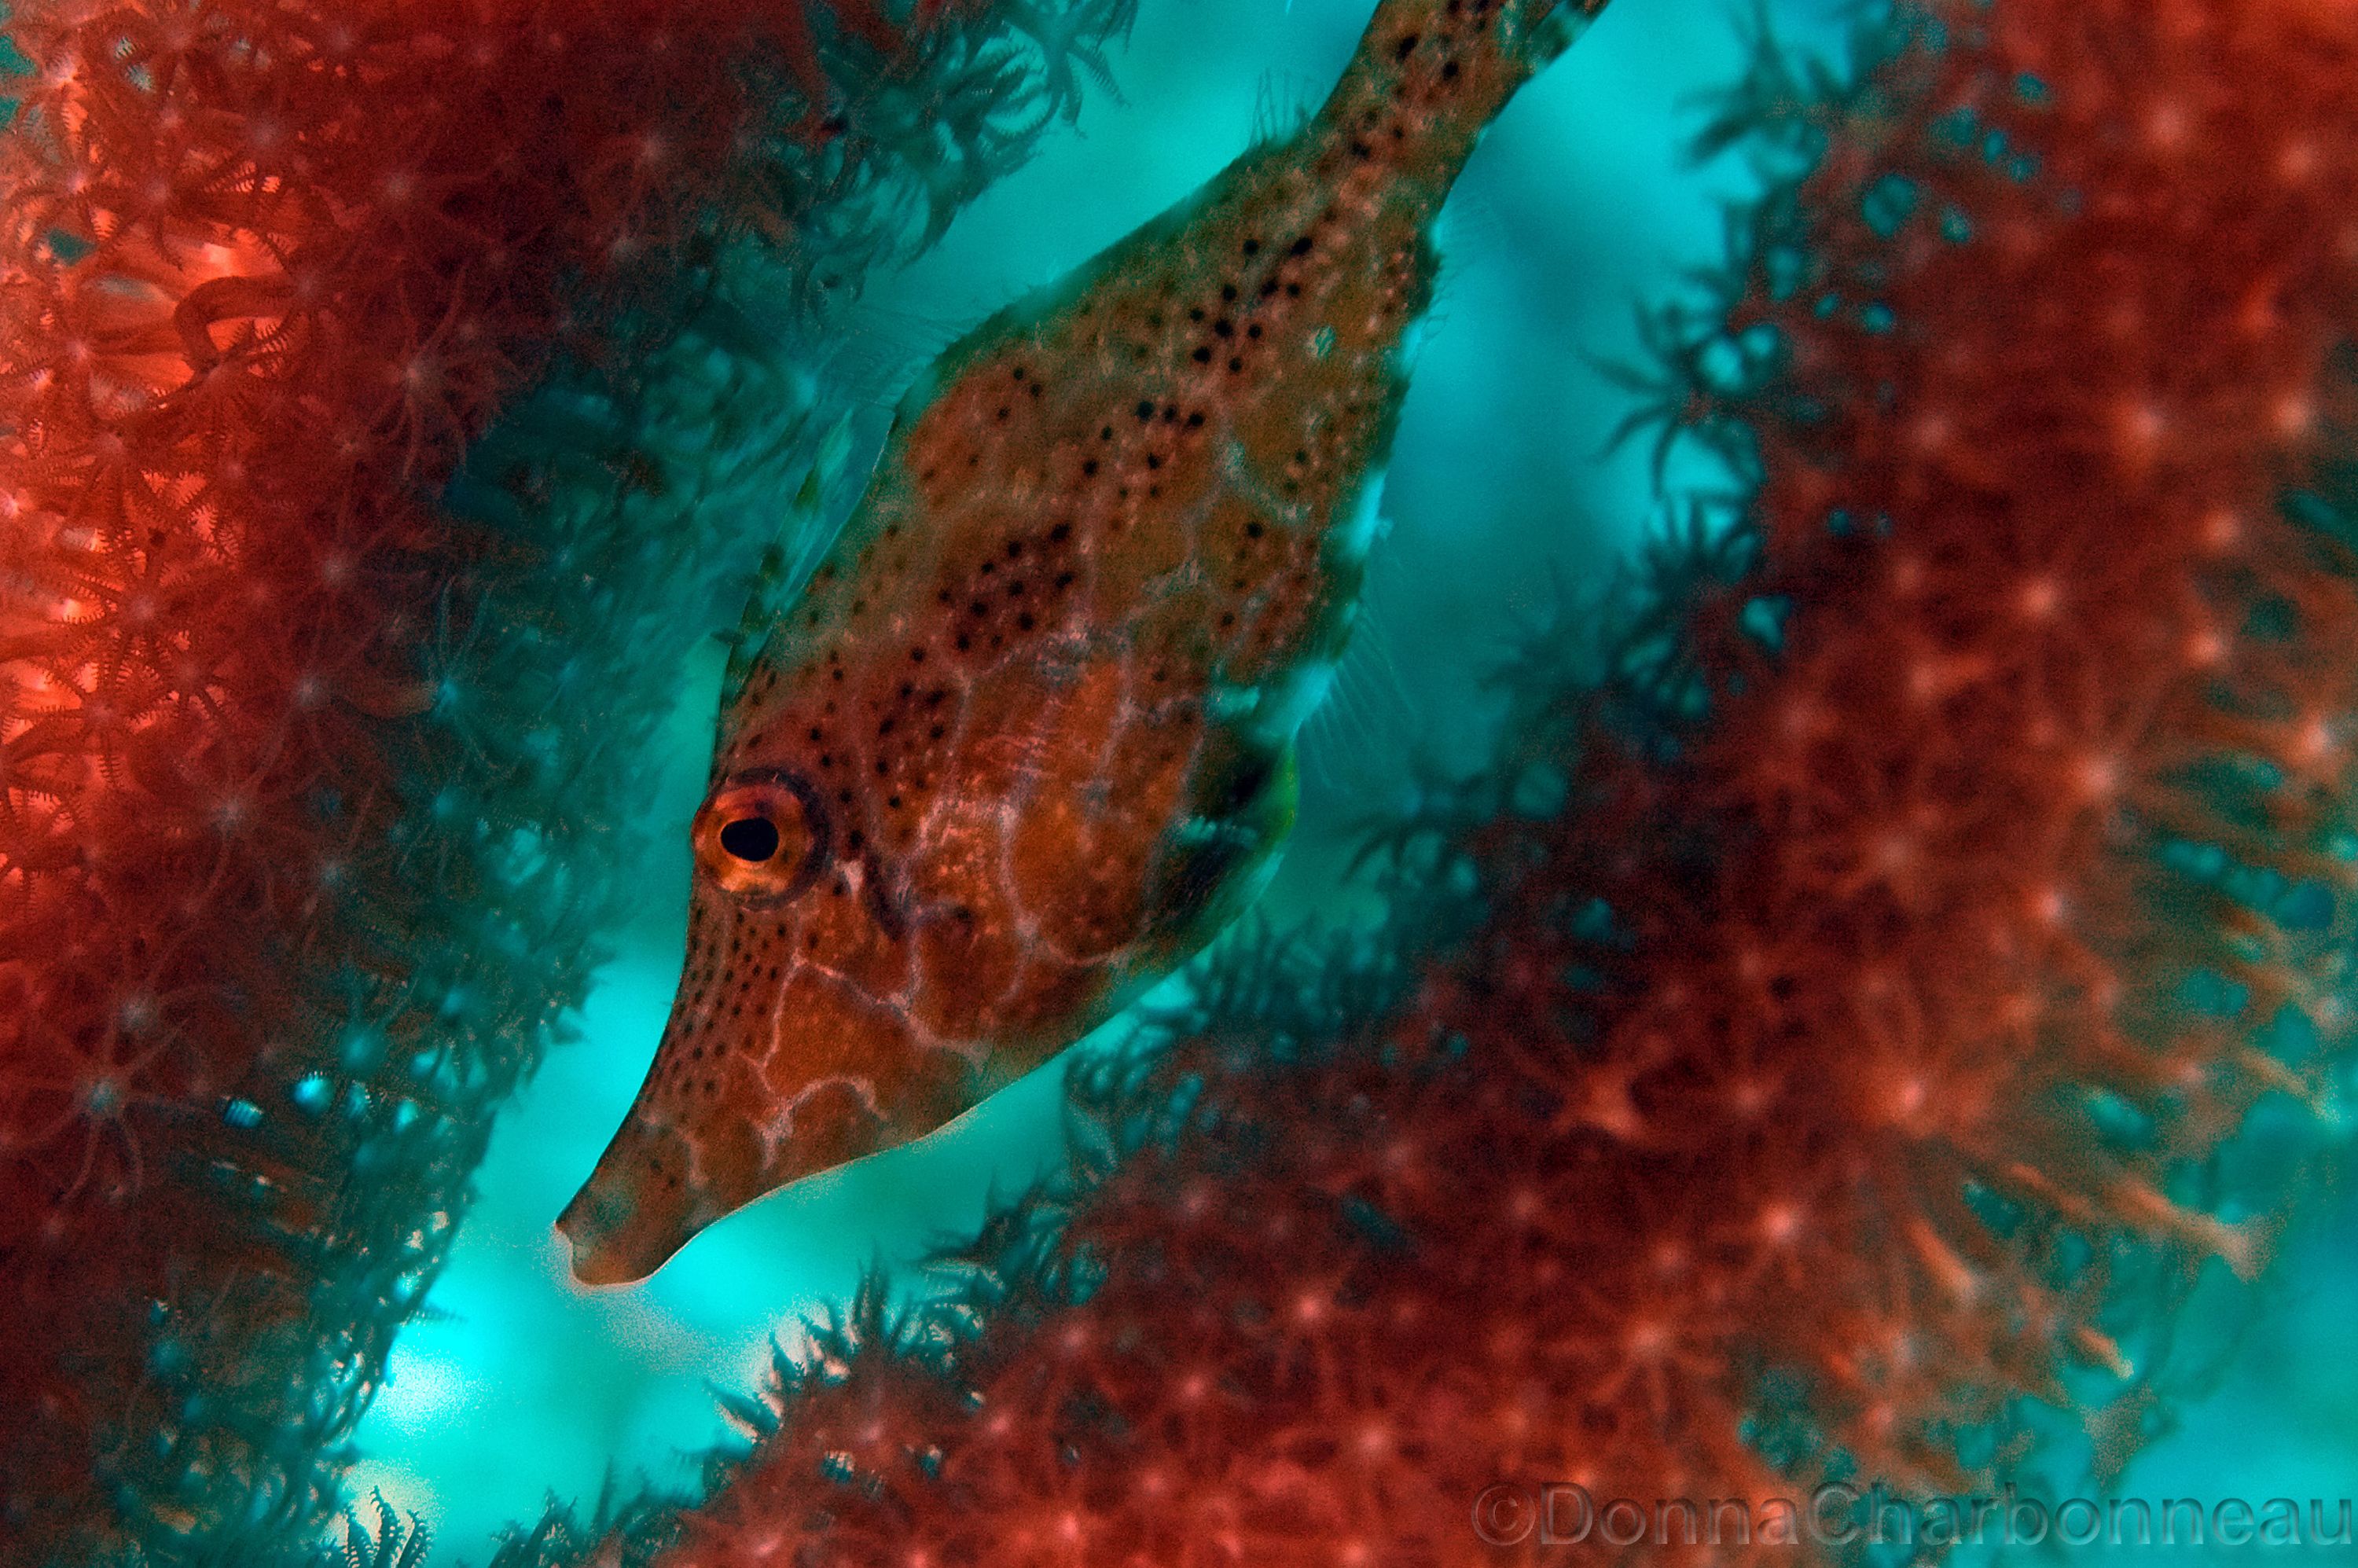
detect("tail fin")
(1316, 0), (1607, 183)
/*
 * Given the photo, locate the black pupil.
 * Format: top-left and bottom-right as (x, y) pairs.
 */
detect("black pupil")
(718, 815), (782, 863)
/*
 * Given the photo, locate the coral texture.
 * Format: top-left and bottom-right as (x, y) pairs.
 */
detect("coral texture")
(484, 0), (2355, 1563)
(0, 2), (1133, 1563)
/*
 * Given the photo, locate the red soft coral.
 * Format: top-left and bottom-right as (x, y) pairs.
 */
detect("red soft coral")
(0, 0), (947, 1557)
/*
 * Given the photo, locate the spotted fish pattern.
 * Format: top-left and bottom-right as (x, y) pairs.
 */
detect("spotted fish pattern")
(560, 0), (1605, 1283)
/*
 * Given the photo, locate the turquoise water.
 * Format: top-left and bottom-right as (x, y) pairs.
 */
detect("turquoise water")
(343, 1), (2358, 1557)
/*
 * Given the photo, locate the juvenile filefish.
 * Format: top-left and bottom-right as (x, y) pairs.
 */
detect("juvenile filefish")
(560, 0), (1605, 1283)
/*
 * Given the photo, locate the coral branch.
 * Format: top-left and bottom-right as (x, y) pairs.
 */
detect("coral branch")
(0, 2), (1136, 1563)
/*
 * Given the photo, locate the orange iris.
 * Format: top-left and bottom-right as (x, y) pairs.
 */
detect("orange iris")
(692, 771), (830, 902)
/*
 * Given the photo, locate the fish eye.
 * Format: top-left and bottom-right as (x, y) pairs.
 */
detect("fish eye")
(694, 770), (831, 903)
(718, 816), (781, 863)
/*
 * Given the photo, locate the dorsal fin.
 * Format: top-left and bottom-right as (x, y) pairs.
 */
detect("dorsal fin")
(1251, 67), (1323, 147)
(718, 414), (858, 714)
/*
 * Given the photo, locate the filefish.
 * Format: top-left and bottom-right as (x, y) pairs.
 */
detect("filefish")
(560, 0), (1604, 1283)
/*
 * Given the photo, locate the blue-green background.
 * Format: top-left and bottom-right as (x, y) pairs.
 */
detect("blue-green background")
(345, 0), (2358, 1556)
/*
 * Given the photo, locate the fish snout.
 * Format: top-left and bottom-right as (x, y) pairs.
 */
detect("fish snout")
(555, 1115), (702, 1287)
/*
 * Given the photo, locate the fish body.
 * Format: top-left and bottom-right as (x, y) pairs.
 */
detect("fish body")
(561, 0), (1600, 1283)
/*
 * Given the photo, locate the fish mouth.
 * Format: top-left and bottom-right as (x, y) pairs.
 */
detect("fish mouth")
(555, 1117), (702, 1287)
(554, 951), (993, 1286)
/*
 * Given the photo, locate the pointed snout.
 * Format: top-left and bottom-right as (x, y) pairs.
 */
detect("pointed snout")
(557, 933), (1000, 1286)
(556, 1114), (709, 1287)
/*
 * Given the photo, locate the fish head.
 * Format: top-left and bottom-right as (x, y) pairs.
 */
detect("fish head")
(556, 764), (979, 1285)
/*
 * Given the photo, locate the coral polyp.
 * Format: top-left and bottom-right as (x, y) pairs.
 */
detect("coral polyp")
(0, 2), (1136, 1562)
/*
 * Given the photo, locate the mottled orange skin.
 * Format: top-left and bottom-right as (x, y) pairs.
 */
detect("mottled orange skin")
(561, 0), (1597, 1283)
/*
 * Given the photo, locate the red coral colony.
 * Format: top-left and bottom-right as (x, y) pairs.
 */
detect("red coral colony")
(0, 0), (1119, 1560)
(4, 0), (2356, 1566)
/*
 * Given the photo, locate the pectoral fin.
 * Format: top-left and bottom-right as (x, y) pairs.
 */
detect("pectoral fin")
(1147, 740), (1298, 944)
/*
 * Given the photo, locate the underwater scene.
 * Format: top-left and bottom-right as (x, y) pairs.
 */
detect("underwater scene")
(2, 0), (2355, 1562)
